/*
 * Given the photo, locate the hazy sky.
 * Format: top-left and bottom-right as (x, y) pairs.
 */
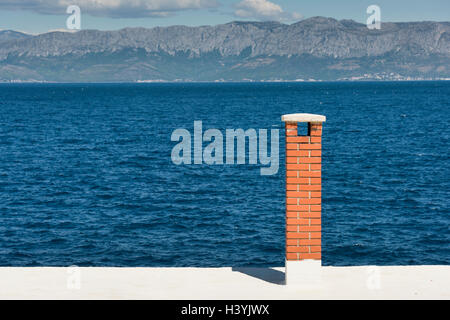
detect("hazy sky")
(0, 0), (449, 34)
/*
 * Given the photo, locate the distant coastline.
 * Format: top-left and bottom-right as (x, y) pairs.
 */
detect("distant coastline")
(0, 18), (448, 83)
(1, 78), (449, 84)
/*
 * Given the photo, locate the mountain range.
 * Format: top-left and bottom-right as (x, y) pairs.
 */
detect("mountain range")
(0, 17), (449, 82)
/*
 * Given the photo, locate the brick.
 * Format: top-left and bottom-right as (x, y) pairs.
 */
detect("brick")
(288, 171), (322, 179)
(299, 253), (321, 260)
(286, 157), (300, 164)
(309, 246), (321, 253)
(286, 143), (300, 150)
(311, 137), (322, 143)
(286, 232), (310, 239)
(311, 150), (322, 157)
(286, 136), (310, 143)
(286, 207), (322, 214)
(286, 225), (299, 232)
(299, 239), (321, 246)
(308, 232), (321, 239)
(286, 198), (299, 205)
(298, 212), (321, 218)
(286, 212), (298, 218)
(298, 185), (321, 191)
(288, 186), (321, 192)
(286, 178), (310, 184)
(299, 198), (321, 205)
(286, 246), (310, 253)
(286, 239), (298, 246)
(286, 253), (298, 260)
(287, 209), (321, 216)
(299, 144), (322, 150)
(286, 218), (321, 225)
(287, 232), (321, 239)
(299, 225), (321, 232)
(286, 171), (300, 177)
(286, 129), (297, 136)
(310, 218), (322, 225)
(285, 123), (297, 129)
(286, 218), (311, 225)
(286, 164), (309, 170)
(286, 191), (310, 198)
(310, 178), (321, 184)
(297, 157), (321, 163)
(298, 171), (321, 178)
(286, 212), (300, 218)
(287, 246), (321, 253)
(311, 164), (321, 171)
(286, 205), (310, 212)
(286, 150), (310, 157)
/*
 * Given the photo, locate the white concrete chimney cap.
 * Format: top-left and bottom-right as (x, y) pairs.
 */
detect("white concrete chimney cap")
(281, 113), (326, 123)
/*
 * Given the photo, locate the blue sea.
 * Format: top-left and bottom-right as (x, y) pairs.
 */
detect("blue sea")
(0, 82), (448, 266)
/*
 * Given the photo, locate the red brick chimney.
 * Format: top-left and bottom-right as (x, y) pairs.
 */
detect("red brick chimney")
(282, 113), (326, 286)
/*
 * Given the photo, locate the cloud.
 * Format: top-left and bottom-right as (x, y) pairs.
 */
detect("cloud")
(0, 0), (220, 18)
(234, 0), (301, 21)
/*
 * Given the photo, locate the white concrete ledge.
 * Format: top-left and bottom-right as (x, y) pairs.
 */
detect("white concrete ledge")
(0, 266), (448, 299)
(286, 260), (322, 286)
(282, 113), (326, 123)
